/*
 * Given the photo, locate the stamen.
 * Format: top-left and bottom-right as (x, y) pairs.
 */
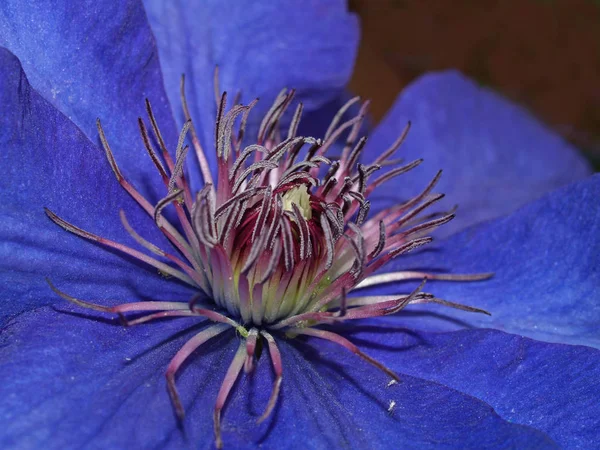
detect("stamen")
(361, 237), (433, 282)
(258, 240), (282, 284)
(166, 323), (231, 420)
(265, 199), (283, 249)
(168, 121), (192, 192)
(292, 204), (311, 260)
(45, 209), (196, 287)
(322, 202), (344, 238)
(338, 288), (348, 317)
(299, 280), (427, 324)
(346, 136), (368, 172)
(363, 170), (442, 230)
(365, 158), (423, 196)
(144, 99), (195, 211)
(287, 102), (304, 140)
(324, 96), (360, 141)
(183, 73), (214, 188)
(124, 310), (198, 327)
(355, 271), (494, 289)
(138, 117), (169, 184)
(241, 226), (269, 274)
(144, 100), (171, 167)
(409, 296), (491, 315)
(213, 66), (221, 108)
(218, 104), (249, 161)
(214, 187), (264, 219)
(287, 327), (400, 382)
(345, 223), (366, 276)
(154, 189), (184, 223)
(252, 186), (273, 242)
(319, 213), (335, 270)
(357, 163), (380, 195)
(263, 90), (296, 144)
(281, 219), (295, 271)
(388, 236), (433, 258)
(214, 341), (246, 449)
(236, 99), (259, 152)
(384, 213), (455, 250)
(257, 330), (283, 424)
(215, 92), (228, 152)
(97, 118), (196, 259)
(374, 121), (411, 165)
(257, 89), (288, 145)
(244, 328), (259, 373)
(232, 160), (278, 194)
(120, 210), (207, 289)
(369, 220), (386, 259)
(387, 194), (446, 235)
(229, 145), (268, 181)
(219, 200), (242, 248)
(276, 171), (318, 192)
(316, 115), (363, 159)
(340, 100), (370, 161)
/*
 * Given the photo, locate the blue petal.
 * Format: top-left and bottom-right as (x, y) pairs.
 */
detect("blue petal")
(365, 71), (591, 236)
(0, 307), (557, 449)
(143, 0), (359, 186)
(370, 175), (600, 348)
(344, 327), (600, 450)
(0, 0), (179, 199)
(0, 48), (192, 325)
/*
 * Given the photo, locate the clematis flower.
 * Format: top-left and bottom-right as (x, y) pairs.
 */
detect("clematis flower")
(1, 1), (599, 449)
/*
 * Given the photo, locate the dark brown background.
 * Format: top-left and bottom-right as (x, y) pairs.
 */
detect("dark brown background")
(348, 0), (600, 169)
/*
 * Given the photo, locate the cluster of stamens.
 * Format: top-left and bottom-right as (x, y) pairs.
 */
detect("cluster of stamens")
(46, 72), (491, 448)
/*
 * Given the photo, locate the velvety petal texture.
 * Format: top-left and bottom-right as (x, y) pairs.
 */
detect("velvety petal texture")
(0, 48), (192, 326)
(365, 71), (591, 236)
(0, 0), (179, 198)
(143, 0), (359, 185)
(365, 328), (600, 450)
(0, 305), (558, 449)
(369, 175), (600, 348)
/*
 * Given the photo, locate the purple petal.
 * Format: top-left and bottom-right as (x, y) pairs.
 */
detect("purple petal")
(346, 327), (600, 449)
(371, 175), (600, 348)
(143, 0), (359, 187)
(0, 307), (556, 448)
(0, 0), (178, 198)
(0, 48), (192, 325)
(365, 71), (591, 236)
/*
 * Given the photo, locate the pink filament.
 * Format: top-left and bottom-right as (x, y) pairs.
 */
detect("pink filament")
(257, 330), (283, 424)
(166, 323), (231, 419)
(287, 327), (400, 382)
(214, 341), (247, 449)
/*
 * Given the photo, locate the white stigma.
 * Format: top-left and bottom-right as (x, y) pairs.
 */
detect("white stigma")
(282, 185), (312, 220)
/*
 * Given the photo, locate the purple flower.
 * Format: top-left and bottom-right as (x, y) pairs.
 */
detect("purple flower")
(1, 1), (599, 449)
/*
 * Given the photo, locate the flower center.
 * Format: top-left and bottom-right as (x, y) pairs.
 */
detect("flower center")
(46, 76), (492, 449)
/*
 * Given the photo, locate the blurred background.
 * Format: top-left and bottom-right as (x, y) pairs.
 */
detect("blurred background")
(348, 0), (600, 169)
